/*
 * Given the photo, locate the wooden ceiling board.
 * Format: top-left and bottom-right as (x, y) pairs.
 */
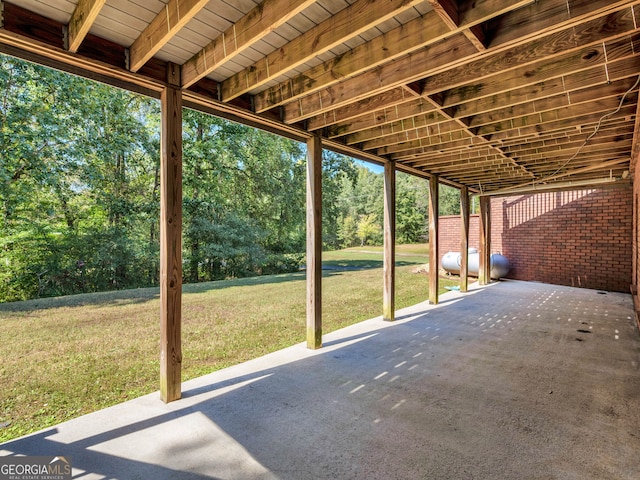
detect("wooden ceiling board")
(14, 0), (75, 23)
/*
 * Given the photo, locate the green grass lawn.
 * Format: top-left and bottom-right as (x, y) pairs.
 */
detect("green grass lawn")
(0, 244), (459, 442)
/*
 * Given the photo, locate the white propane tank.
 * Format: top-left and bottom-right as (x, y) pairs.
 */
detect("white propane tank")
(441, 250), (510, 279)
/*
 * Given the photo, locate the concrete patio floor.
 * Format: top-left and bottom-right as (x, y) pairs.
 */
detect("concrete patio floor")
(2, 280), (640, 479)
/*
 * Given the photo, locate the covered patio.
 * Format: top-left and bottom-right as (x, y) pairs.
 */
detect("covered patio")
(3, 0), (640, 402)
(2, 1), (640, 477)
(2, 280), (639, 478)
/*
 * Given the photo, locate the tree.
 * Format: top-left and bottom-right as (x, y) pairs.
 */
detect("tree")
(357, 214), (381, 246)
(439, 184), (461, 216)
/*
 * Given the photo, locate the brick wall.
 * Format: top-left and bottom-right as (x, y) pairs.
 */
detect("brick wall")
(632, 155), (640, 327)
(438, 187), (633, 293)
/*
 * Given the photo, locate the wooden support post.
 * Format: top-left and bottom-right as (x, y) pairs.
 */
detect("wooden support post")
(306, 135), (322, 349)
(383, 161), (396, 321)
(479, 195), (491, 286)
(160, 63), (183, 403)
(428, 175), (439, 304)
(459, 186), (470, 293)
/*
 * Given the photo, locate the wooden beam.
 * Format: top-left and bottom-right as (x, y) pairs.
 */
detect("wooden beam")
(254, 17), (470, 114)
(428, 175), (439, 304)
(428, 0), (488, 51)
(421, 9), (637, 97)
(459, 186), (470, 293)
(467, 77), (640, 129)
(383, 160), (396, 321)
(160, 63), (183, 403)
(278, 4), (637, 124)
(340, 111), (447, 144)
(307, 88), (413, 132)
(221, 0), (424, 101)
(182, 0), (316, 88)
(67, 0), (106, 53)
(489, 158), (630, 194)
(487, 0), (640, 49)
(478, 195), (491, 286)
(306, 135), (323, 349)
(129, 0), (210, 72)
(487, 104), (637, 142)
(445, 52), (640, 114)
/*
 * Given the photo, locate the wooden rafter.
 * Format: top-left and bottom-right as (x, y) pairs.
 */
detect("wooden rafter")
(67, 0), (106, 53)
(252, 10), (458, 113)
(307, 88), (415, 132)
(254, 0), (537, 115)
(181, 0), (317, 88)
(221, 0), (425, 101)
(285, 10), (636, 125)
(129, 0), (211, 73)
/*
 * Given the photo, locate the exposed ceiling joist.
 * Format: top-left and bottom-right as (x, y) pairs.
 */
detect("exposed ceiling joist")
(67, 0), (106, 53)
(221, 0), (425, 101)
(181, 0), (317, 88)
(129, 0), (211, 73)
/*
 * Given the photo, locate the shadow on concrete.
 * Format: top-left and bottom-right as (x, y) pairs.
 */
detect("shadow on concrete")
(2, 281), (639, 479)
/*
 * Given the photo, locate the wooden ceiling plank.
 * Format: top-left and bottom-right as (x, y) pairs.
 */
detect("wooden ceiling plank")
(407, 151), (503, 166)
(495, 117), (633, 146)
(467, 77), (640, 129)
(68, 0), (107, 53)
(487, 0), (640, 49)
(421, 8), (637, 97)
(282, 7), (638, 124)
(221, 0), (425, 101)
(129, 0), (210, 72)
(181, 0), (317, 88)
(446, 170), (534, 183)
(393, 139), (503, 158)
(375, 133), (485, 156)
(255, 0), (538, 114)
(307, 87), (410, 131)
(511, 142), (633, 163)
(500, 158), (630, 190)
(441, 34), (640, 109)
(343, 115), (458, 144)
(253, 11), (458, 113)
(478, 93), (638, 136)
(504, 127), (633, 153)
(329, 99), (440, 140)
(414, 156), (515, 170)
(357, 121), (468, 149)
(330, 53), (639, 145)
(430, 161), (527, 175)
(278, 34), (476, 121)
(449, 53), (640, 118)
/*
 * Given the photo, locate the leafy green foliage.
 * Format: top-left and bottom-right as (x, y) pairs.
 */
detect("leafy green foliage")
(0, 57), (358, 301)
(0, 54), (466, 303)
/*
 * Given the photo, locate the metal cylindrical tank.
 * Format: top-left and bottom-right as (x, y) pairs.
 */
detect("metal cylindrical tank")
(441, 251), (510, 279)
(489, 253), (510, 279)
(441, 248), (477, 275)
